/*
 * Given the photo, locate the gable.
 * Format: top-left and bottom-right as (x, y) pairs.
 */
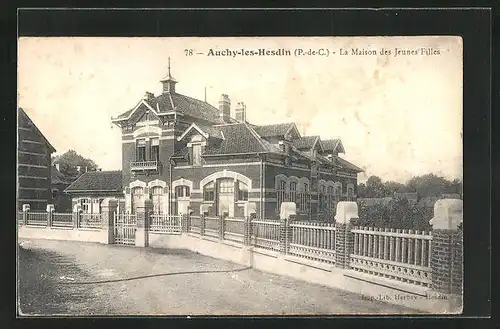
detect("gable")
(18, 108), (56, 153)
(136, 109), (159, 124)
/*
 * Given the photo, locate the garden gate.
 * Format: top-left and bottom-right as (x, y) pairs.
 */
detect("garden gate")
(113, 213), (137, 245)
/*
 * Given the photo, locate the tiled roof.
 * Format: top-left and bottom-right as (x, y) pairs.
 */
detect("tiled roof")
(204, 123), (283, 155)
(253, 123), (296, 138)
(173, 123), (284, 157)
(293, 136), (319, 150)
(116, 92), (238, 125)
(335, 156), (364, 172)
(65, 170), (122, 193)
(322, 139), (341, 152)
(180, 123), (224, 140)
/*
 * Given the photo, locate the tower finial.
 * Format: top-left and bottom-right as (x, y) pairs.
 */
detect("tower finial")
(160, 57), (177, 94)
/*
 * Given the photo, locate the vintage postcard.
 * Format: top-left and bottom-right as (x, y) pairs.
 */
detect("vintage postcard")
(17, 36), (463, 315)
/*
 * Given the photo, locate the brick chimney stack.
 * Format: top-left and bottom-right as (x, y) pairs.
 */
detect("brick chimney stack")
(143, 91), (154, 101)
(235, 102), (246, 122)
(219, 94), (231, 121)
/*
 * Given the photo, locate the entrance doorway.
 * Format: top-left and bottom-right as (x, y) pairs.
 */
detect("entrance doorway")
(131, 187), (143, 214)
(218, 178), (234, 217)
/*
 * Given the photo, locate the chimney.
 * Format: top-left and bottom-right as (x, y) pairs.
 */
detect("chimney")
(219, 94), (231, 121)
(76, 166), (81, 173)
(235, 102), (246, 122)
(143, 91), (154, 101)
(55, 163), (60, 171)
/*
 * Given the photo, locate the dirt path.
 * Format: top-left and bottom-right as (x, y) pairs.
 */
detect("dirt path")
(18, 239), (421, 315)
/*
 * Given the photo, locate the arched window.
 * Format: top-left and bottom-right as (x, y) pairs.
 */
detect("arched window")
(334, 184), (342, 202)
(175, 186), (190, 198)
(289, 181), (297, 204)
(204, 182), (215, 201)
(319, 185), (326, 211)
(151, 186), (164, 214)
(275, 176), (287, 212)
(237, 181), (248, 201)
(347, 184), (355, 201)
(327, 186), (335, 210)
(298, 182), (309, 212)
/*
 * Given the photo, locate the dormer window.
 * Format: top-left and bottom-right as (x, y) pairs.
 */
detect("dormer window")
(192, 143), (202, 166)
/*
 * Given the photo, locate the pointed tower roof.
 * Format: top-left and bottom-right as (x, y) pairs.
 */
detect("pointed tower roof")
(160, 57), (178, 93)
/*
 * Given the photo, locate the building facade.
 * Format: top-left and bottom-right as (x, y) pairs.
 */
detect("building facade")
(109, 63), (363, 220)
(17, 108), (56, 211)
(64, 170), (124, 213)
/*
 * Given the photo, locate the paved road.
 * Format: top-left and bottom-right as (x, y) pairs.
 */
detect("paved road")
(18, 239), (421, 316)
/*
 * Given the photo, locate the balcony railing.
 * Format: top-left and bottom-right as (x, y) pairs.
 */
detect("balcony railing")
(130, 160), (160, 172)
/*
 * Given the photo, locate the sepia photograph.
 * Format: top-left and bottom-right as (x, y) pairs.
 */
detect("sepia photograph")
(17, 36), (463, 316)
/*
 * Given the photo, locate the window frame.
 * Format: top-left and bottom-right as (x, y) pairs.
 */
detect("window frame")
(191, 143), (202, 166)
(237, 181), (248, 201)
(203, 181), (215, 202)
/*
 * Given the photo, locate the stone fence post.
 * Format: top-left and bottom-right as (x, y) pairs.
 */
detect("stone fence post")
(429, 199), (463, 295)
(73, 204), (82, 229)
(181, 213), (189, 233)
(22, 204), (30, 226)
(46, 204), (55, 227)
(101, 198), (118, 244)
(280, 202), (296, 255)
(219, 214), (225, 240)
(135, 199), (153, 247)
(200, 213), (206, 236)
(244, 202), (256, 245)
(334, 201), (358, 269)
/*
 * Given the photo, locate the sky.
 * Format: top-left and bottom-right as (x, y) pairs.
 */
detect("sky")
(18, 37), (463, 183)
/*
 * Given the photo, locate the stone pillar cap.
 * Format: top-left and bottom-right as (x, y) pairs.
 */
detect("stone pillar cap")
(335, 201), (359, 224)
(280, 202), (296, 220)
(46, 204), (55, 212)
(101, 198), (118, 208)
(200, 203), (211, 214)
(244, 202), (257, 217)
(22, 204), (30, 211)
(430, 199), (463, 230)
(73, 203), (82, 212)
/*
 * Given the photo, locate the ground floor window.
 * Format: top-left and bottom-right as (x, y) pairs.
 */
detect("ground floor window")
(79, 198), (90, 213)
(327, 186), (335, 210)
(151, 186), (164, 213)
(175, 185), (190, 198)
(237, 181), (248, 201)
(276, 179), (286, 213)
(203, 182), (215, 201)
(297, 183), (309, 212)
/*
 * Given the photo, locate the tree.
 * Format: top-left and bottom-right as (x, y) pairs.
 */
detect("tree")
(52, 150), (98, 177)
(364, 175), (387, 198)
(356, 197), (432, 231)
(383, 181), (407, 195)
(406, 173), (454, 199)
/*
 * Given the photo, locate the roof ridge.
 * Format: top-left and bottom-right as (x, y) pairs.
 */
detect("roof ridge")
(244, 122), (272, 152)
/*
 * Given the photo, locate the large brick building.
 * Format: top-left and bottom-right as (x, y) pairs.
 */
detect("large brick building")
(17, 108), (56, 211)
(67, 62), (363, 220)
